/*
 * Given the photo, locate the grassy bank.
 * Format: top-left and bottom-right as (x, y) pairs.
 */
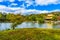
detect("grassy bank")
(0, 28), (60, 40)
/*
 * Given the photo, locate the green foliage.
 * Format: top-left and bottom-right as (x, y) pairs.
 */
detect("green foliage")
(0, 13), (2, 18)
(36, 14), (45, 23)
(52, 15), (57, 21)
(0, 12), (60, 23)
(29, 15), (37, 21)
(0, 29), (60, 40)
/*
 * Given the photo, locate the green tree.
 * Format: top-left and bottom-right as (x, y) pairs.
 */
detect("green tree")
(52, 15), (57, 21)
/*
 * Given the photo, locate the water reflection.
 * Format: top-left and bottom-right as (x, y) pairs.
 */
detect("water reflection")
(53, 23), (60, 29)
(0, 22), (60, 30)
(16, 22), (60, 29)
(0, 23), (12, 30)
(45, 22), (53, 29)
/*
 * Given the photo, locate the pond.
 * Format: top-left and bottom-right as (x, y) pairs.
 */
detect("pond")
(0, 22), (60, 30)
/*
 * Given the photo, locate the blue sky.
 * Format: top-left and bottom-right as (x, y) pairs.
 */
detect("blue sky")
(0, 0), (60, 14)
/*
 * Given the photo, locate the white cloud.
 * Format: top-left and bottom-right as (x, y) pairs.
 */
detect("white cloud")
(0, 5), (60, 14)
(0, 5), (9, 13)
(14, 9), (60, 15)
(0, 0), (15, 2)
(25, 0), (34, 7)
(18, 0), (34, 7)
(8, 3), (18, 7)
(9, 0), (15, 2)
(0, 5), (21, 13)
(35, 0), (60, 5)
(0, 0), (60, 6)
(18, 0), (25, 1)
(11, 3), (17, 5)
(18, 0), (60, 6)
(0, 0), (3, 2)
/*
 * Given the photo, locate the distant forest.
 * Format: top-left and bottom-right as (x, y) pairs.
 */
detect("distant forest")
(0, 12), (60, 23)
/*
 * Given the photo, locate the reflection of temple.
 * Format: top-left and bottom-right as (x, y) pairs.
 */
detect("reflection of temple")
(46, 22), (53, 29)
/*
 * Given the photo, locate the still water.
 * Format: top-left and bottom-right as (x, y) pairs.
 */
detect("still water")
(0, 22), (60, 30)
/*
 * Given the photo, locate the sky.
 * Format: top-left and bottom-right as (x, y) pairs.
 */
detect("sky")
(0, 0), (60, 14)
